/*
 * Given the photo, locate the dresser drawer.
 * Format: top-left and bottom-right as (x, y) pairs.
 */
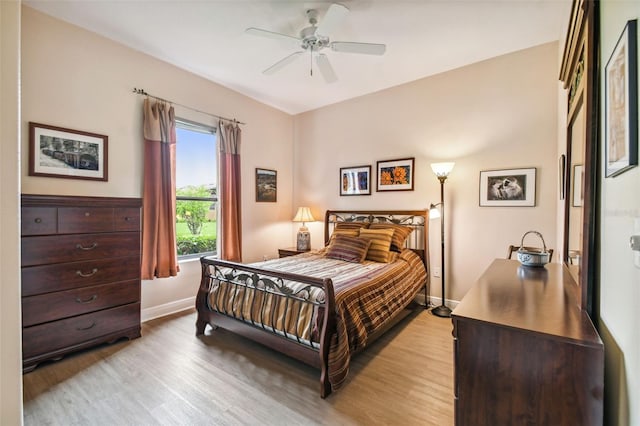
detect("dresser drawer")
(22, 232), (140, 267)
(22, 302), (140, 359)
(58, 207), (114, 234)
(22, 256), (140, 296)
(22, 207), (57, 236)
(115, 208), (140, 231)
(22, 280), (140, 327)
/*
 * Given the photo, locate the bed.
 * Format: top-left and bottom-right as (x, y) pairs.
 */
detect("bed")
(196, 209), (429, 398)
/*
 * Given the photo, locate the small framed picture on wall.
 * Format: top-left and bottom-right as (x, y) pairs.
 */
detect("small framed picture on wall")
(340, 165), (371, 196)
(255, 168), (277, 202)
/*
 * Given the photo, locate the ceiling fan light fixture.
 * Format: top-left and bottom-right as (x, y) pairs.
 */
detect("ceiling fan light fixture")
(246, 2), (386, 82)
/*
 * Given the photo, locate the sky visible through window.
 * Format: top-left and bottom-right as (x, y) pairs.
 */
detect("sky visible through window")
(176, 127), (216, 190)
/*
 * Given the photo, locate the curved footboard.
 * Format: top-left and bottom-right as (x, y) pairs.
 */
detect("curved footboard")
(196, 257), (336, 398)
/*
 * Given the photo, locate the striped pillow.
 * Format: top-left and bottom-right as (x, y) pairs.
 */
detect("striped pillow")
(335, 221), (370, 231)
(325, 234), (371, 263)
(358, 227), (395, 263)
(327, 228), (360, 246)
(369, 223), (413, 252)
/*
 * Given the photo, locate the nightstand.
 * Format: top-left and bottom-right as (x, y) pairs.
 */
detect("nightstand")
(278, 247), (308, 258)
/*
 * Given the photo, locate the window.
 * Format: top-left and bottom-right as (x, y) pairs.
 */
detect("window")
(175, 119), (217, 258)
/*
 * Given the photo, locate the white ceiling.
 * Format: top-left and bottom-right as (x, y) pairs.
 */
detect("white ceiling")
(24, 0), (572, 115)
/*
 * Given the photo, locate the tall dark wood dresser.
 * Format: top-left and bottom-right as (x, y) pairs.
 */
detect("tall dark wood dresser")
(21, 194), (142, 372)
(452, 259), (603, 425)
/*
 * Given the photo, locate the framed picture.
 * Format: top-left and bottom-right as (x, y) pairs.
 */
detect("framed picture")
(340, 165), (371, 196)
(479, 168), (536, 207)
(255, 168), (277, 202)
(573, 164), (584, 207)
(29, 122), (108, 181)
(376, 157), (414, 192)
(559, 154), (566, 200)
(605, 19), (638, 178)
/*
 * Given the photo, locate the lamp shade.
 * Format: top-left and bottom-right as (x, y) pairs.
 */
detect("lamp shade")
(429, 203), (442, 219)
(293, 207), (315, 223)
(431, 162), (455, 178)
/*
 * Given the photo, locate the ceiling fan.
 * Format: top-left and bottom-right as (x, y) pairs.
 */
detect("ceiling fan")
(245, 3), (386, 83)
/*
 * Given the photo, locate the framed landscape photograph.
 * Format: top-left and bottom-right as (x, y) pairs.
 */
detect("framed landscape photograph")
(255, 168), (277, 202)
(376, 157), (414, 192)
(29, 122), (108, 181)
(479, 168), (536, 207)
(340, 165), (371, 196)
(605, 19), (638, 178)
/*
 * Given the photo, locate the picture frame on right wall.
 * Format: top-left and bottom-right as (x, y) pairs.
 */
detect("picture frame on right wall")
(605, 19), (638, 178)
(479, 168), (536, 207)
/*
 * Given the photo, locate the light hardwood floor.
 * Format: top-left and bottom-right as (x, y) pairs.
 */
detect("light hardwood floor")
(23, 307), (454, 425)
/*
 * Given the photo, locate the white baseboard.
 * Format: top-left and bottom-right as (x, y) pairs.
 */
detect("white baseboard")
(415, 293), (460, 310)
(141, 296), (195, 323)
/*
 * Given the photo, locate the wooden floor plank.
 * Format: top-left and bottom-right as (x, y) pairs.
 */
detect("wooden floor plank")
(23, 308), (454, 425)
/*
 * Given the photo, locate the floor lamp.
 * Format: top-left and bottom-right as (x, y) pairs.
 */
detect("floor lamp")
(430, 162), (455, 318)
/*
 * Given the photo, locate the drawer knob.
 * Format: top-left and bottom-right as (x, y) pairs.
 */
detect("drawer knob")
(76, 321), (96, 331)
(34, 218), (42, 223)
(75, 294), (98, 304)
(76, 268), (98, 278)
(84, 212), (91, 217)
(124, 217), (131, 221)
(76, 243), (98, 251)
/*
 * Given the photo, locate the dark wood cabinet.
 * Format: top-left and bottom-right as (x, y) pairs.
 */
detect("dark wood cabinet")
(452, 259), (603, 425)
(21, 194), (142, 372)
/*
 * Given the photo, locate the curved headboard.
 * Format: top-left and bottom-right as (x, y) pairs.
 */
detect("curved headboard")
(324, 209), (429, 271)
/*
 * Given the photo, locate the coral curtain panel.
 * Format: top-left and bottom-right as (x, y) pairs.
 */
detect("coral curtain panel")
(218, 120), (242, 262)
(141, 99), (179, 279)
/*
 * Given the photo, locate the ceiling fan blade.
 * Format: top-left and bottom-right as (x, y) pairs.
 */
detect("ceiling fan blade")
(331, 41), (386, 55)
(316, 54), (338, 83)
(316, 3), (349, 35)
(263, 52), (304, 75)
(245, 27), (301, 45)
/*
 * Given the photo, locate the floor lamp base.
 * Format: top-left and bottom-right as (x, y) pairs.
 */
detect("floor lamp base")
(431, 304), (452, 318)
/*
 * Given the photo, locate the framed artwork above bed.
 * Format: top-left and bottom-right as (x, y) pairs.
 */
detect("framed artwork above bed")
(340, 165), (371, 196)
(376, 157), (415, 192)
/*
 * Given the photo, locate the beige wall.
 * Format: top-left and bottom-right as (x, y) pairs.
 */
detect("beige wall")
(0, 1), (23, 423)
(21, 6), (295, 318)
(599, 2), (640, 424)
(293, 42), (559, 303)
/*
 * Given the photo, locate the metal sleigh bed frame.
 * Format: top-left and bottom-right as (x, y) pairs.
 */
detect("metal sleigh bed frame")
(195, 209), (429, 398)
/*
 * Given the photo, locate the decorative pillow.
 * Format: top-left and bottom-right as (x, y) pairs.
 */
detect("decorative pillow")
(325, 234), (371, 263)
(369, 223), (413, 252)
(327, 228), (360, 246)
(358, 227), (395, 263)
(334, 221), (370, 231)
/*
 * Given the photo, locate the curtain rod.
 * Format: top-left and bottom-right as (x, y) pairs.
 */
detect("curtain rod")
(132, 88), (246, 125)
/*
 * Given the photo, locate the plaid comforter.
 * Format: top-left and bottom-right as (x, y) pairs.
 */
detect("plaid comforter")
(208, 248), (427, 391)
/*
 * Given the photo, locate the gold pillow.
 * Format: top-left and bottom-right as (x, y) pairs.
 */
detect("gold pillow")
(327, 228), (360, 246)
(358, 228), (395, 263)
(369, 223), (413, 252)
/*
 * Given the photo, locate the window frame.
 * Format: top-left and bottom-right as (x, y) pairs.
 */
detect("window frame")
(175, 118), (218, 260)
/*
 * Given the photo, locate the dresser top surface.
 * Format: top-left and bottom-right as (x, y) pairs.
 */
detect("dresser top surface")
(452, 259), (601, 346)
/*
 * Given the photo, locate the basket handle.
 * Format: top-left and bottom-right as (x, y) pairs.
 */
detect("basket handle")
(519, 231), (547, 252)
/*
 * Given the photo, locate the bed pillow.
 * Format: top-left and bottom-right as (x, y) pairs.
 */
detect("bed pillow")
(327, 222), (369, 245)
(369, 223), (413, 252)
(325, 234), (371, 263)
(334, 221), (370, 231)
(358, 227), (395, 263)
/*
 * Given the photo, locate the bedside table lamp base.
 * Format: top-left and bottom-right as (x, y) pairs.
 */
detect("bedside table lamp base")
(293, 207), (315, 252)
(297, 227), (310, 251)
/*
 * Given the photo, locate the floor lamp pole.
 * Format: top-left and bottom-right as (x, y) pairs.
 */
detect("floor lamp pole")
(431, 175), (452, 318)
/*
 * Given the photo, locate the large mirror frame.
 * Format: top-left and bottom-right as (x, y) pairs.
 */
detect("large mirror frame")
(560, 0), (599, 316)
